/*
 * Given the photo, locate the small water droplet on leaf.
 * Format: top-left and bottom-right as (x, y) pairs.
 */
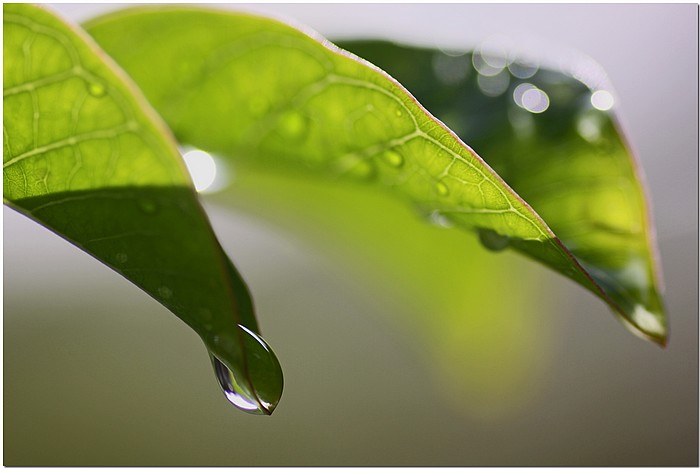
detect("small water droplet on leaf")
(382, 149), (404, 168)
(435, 181), (450, 196)
(427, 211), (453, 229)
(158, 286), (172, 299)
(336, 154), (375, 180)
(87, 81), (106, 97)
(478, 229), (510, 252)
(139, 200), (157, 214)
(279, 111), (306, 139)
(115, 252), (128, 264)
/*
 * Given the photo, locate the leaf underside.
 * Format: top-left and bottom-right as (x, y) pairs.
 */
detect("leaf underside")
(83, 6), (666, 344)
(3, 3), (283, 413)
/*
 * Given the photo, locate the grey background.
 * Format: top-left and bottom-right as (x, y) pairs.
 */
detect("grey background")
(4, 3), (698, 466)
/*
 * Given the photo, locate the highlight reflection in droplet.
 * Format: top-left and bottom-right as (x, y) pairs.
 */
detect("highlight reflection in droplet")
(631, 305), (665, 336)
(591, 89), (615, 111)
(183, 149), (227, 193)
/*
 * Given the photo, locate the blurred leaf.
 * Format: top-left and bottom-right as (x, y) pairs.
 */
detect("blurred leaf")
(2, 3), (282, 414)
(341, 41), (667, 344)
(86, 7), (666, 343)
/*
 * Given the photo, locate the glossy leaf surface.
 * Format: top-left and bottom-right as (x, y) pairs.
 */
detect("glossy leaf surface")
(3, 3), (282, 414)
(86, 7), (666, 343)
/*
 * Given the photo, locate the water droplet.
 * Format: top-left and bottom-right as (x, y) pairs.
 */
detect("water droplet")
(158, 286), (172, 299)
(182, 149), (219, 192)
(348, 161), (374, 179)
(208, 324), (283, 415)
(478, 229), (510, 252)
(87, 81), (106, 97)
(435, 181), (450, 196)
(427, 211), (453, 229)
(382, 149), (404, 168)
(336, 154), (375, 180)
(279, 111), (306, 139)
(395, 109), (403, 118)
(139, 200), (157, 214)
(621, 305), (666, 343)
(115, 252), (128, 264)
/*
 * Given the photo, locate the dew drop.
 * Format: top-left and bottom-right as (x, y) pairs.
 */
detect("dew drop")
(336, 154), (375, 180)
(478, 229), (510, 252)
(87, 81), (106, 97)
(279, 111), (306, 139)
(395, 109), (403, 118)
(183, 149), (218, 192)
(382, 149), (404, 168)
(158, 286), (172, 299)
(139, 200), (157, 214)
(115, 252), (128, 264)
(427, 211), (454, 229)
(621, 305), (666, 343)
(435, 181), (450, 196)
(348, 160), (374, 179)
(208, 324), (283, 415)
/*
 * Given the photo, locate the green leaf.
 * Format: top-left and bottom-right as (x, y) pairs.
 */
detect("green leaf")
(85, 6), (666, 344)
(339, 41), (667, 344)
(3, 3), (283, 414)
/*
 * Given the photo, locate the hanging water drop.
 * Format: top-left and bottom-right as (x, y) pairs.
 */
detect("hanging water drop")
(208, 324), (283, 415)
(478, 229), (510, 252)
(382, 149), (404, 168)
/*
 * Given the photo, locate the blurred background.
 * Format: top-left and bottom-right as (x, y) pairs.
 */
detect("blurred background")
(4, 3), (698, 466)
